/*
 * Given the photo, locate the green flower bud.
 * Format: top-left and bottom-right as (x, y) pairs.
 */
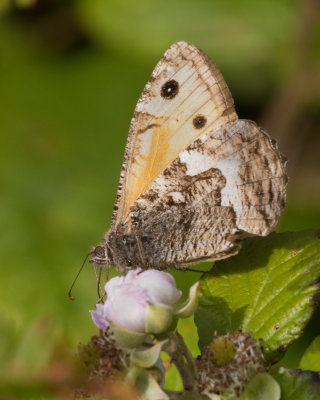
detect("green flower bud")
(209, 336), (236, 366)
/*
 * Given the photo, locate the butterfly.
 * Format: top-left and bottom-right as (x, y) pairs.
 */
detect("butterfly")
(90, 41), (287, 273)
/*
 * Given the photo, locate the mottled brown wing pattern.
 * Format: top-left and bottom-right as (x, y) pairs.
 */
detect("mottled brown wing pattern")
(123, 119), (287, 268)
(90, 42), (287, 272)
(111, 41), (237, 227)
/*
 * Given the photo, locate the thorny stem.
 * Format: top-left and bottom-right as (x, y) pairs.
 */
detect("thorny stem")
(164, 331), (197, 392)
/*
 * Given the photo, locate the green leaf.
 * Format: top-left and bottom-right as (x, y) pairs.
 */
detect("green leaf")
(195, 231), (320, 361)
(271, 367), (320, 399)
(300, 336), (320, 372)
(240, 373), (280, 400)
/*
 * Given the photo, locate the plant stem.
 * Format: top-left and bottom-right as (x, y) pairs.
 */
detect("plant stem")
(165, 391), (209, 400)
(164, 331), (196, 391)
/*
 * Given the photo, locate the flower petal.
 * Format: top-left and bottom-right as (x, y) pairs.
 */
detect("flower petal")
(105, 275), (125, 297)
(90, 303), (109, 330)
(133, 270), (182, 305)
(105, 284), (151, 332)
(123, 268), (143, 283)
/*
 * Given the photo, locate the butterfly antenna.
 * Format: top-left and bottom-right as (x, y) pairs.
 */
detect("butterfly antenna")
(68, 252), (90, 300)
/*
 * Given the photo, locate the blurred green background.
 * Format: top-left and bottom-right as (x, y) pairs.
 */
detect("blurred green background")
(0, 0), (320, 395)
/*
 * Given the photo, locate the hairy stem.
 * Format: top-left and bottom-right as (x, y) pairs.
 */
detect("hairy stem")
(164, 331), (196, 391)
(166, 391), (209, 400)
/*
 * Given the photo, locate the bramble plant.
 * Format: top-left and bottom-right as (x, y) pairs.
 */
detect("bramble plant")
(76, 230), (320, 400)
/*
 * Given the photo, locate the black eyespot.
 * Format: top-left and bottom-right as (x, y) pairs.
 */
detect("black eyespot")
(193, 115), (207, 129)
(161, 80), (179, 99)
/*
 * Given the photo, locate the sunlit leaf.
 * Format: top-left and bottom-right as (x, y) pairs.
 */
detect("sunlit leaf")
(195, 231), (320, 361)
(300, 336), (320, 372)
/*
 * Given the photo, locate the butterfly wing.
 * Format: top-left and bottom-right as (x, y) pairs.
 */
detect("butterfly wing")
(128, 120), (287, 268)
(111, 41), (237, 227)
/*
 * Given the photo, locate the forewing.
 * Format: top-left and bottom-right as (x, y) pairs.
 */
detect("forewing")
(128, 120), (287, 267)
(112, 41), (237, 227)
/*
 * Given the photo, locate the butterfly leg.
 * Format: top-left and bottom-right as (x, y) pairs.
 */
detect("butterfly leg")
(96, 267), (103, 298)
(94, 266), (107, 303)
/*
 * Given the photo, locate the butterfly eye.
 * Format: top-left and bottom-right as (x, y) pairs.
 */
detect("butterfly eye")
(94, 246), (105, 258)
(161, 80), (179, 99)
(193, 115), (207, 129)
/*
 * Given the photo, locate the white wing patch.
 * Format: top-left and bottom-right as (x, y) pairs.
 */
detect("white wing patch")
(179, 149), (214, 176)
(215, 158), (241, 207)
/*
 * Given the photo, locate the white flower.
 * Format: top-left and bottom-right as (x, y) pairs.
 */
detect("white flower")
(91, 268), (182, 334)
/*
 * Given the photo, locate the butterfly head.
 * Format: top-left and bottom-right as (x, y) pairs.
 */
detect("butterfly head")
(89, 245), (110, 267)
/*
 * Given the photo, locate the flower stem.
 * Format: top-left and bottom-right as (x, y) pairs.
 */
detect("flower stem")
(164, 331), (196, 391)
(165, 391), (209, 400)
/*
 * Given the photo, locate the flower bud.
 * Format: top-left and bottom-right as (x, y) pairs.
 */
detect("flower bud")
(209, 336), (236, 366)
(90, 269), (182, 345)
